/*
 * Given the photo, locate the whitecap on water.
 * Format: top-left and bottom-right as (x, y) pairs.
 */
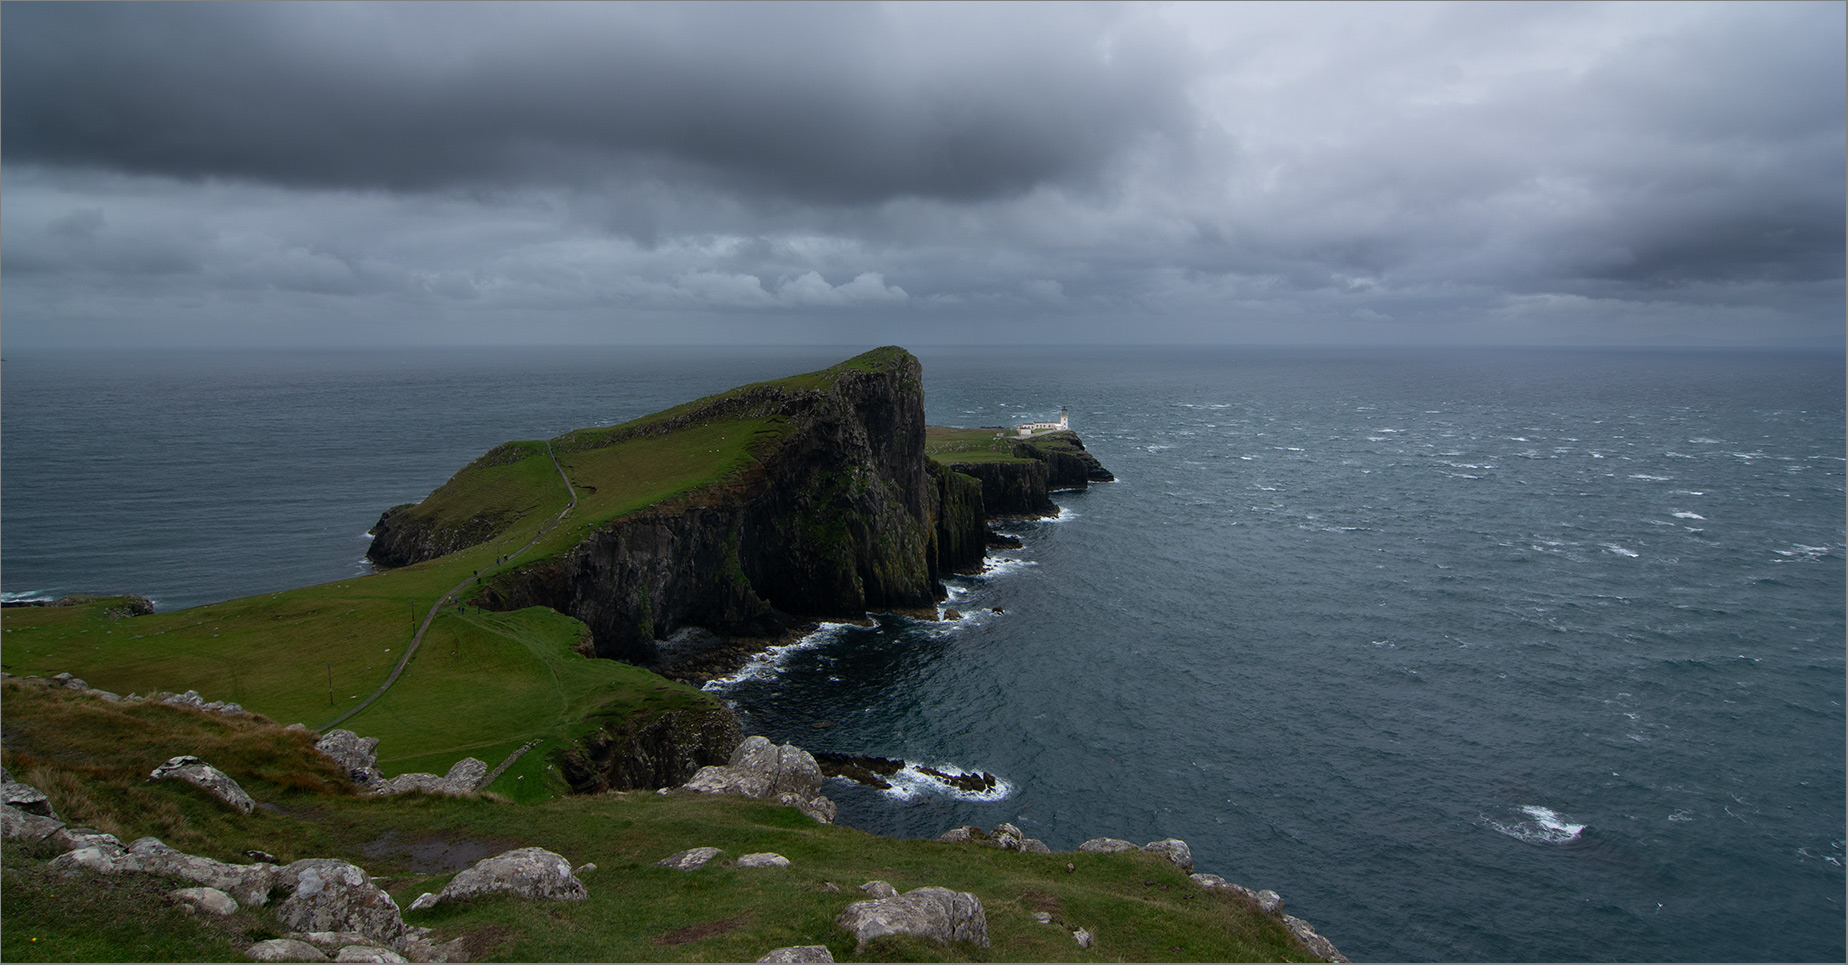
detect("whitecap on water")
(864, 761), (1015, 803)
(1602, 543), (1641, 558)
(1485, 805), (1587, 844)
(702, 622), (852, 691)
(979, 556), (1039, 577)
(1671, 511), (1706, 520)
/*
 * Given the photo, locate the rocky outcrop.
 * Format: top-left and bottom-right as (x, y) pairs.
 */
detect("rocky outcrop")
(412, 847), (586, 909)
(315, 730), (383, 787)
(248, 938), (333, 962)
(558, 704), (741, 793)
(757, 946), (835, 963)
(366, 442), (549, 568)
(655, 847), (724, 871)
(2, 779), (66, 841)
(371, 758), (487, 797)
(1076, 837), (1138, 853)
(936, 822), (1050, 853)
(171, 885), (239, 916)
(1018, 432), (1116, 488)
(149, 755), (255, 814)
(275, 858), (406, 948)
(681, 735), (837, 823)
(1142, 837), (1193, 873)
(835, 885), (989, 950)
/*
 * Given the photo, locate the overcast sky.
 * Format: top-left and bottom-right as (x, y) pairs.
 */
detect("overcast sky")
(3, 1), (1842, 349)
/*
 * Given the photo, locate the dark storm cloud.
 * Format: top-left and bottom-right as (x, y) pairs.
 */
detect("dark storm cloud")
(1, 2), (1841, 349)
(2, 2), (1189, 205)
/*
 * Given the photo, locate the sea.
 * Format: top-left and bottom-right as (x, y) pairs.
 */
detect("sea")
(3, 344), (1843, 962)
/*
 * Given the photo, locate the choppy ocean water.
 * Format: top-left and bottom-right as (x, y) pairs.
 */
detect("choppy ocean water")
(4, 345), (1842, 961)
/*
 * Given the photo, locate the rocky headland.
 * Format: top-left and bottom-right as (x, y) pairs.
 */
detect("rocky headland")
(3, 349), (1353, 961)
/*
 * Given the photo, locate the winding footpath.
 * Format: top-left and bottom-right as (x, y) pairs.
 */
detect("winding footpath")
(321, 442), (579, 731)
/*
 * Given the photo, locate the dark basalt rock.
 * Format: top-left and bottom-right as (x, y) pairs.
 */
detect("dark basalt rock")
(557, 705), (742, 793)
(945, 461), (1056, 518)
(813, 752), (906, 790)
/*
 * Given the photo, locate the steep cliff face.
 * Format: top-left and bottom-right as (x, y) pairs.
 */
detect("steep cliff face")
(1017, 432), (1117, 490)
(467, 349), (942, 664)
(930, 462), (988, 574)
(944, 460), (1057, 517)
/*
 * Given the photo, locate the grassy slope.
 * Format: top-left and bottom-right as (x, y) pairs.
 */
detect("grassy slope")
(0, 352), (891, 792)
(1, 680), (1316, 964)
(923, 427), (1037, 465)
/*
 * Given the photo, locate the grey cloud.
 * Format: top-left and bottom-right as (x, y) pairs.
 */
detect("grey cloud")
(0, 2), (1840, 349)
(2, 2), (1189, 205)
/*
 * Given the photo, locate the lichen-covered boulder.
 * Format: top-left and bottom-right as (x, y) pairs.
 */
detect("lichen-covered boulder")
(757, 946), (835, 962)
(936, 826), (981, 843)
(683, 736), (837, 823)
(430, 847), (586, 906)
(171, 886), (239, 916)
(835, 886), (989, 950)
(1, 804), (65, 841)
(1283, 914), (1350, 963)
(983, 822), (1051, 853)
(150, 755), (256, 814)
(275, 859), (405, 947)
(1076, 837), (1137, 853)
(129, 837), (278, 906)
(1142, 838), (1193, 873)
(737, 852), (790, 869)
(858, 880), (898, 898)
(655, 847), (723, 871)
(315, 730), (382, 787)
(334, 946), (407, 963)
(247, 938), (332, 962)
(371, 757), (488, 797)
(2, 781), (58, 818)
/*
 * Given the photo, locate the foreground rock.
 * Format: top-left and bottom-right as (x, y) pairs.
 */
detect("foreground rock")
(150, 755), (256, 814)
(315, 730), (383, 787)
(1076, 837), (1138, 853)
(2, 804), (66, 841)
(419, 847), (586, 908)
(835, 885), (989, 950)
(275, 859), (406, 948)
(2, 780), (66, 840)
(51, 834), (279, 907)
(654, 847), (723, 871)
(370, 758), (487, 797)
(248, 938), (332, 962)
(1284, 915), (1351, 963)
(171, 885), (239, 916)
(1142, 838), (1193, 873)
(682, 736), (837, 823)
(757, 946), (835, 963)
(936, 822), (1050, 853)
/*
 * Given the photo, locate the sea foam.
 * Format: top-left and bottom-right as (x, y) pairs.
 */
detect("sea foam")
(1486, 805), (1587, 845)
